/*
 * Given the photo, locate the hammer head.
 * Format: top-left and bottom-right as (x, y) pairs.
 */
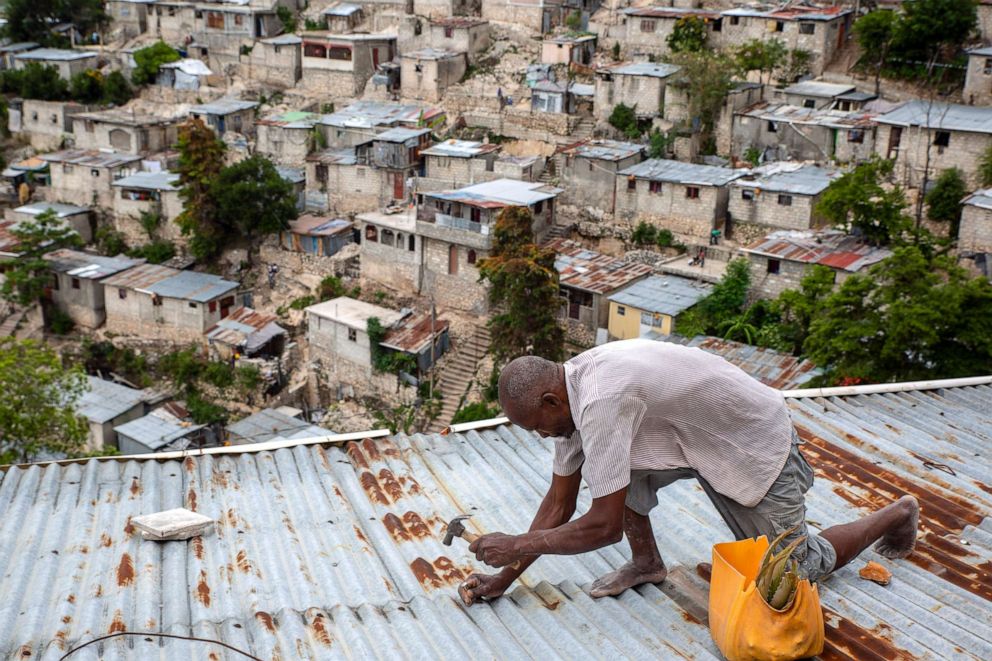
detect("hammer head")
(442, 514), (471, 546)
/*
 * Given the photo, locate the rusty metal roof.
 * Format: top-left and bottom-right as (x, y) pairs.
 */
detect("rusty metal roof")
(40, 149), (142, 169)
(742, 229), (893, 272)
(380, 313), (450, 354)
(99, 263), (176, 290)
(548, 238), (652, 294)
(0, 380), (990, 659)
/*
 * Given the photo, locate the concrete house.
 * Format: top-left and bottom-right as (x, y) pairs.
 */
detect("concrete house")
(549, 239), (652, 347)
(733, 102), (879, 164)
(554, 139), (645, 213)
(594, 62), (681, 122)
(318, 101), (445, 150)
(741, 229), (892, 299)
(620, 7), (722, 58)
(106, 0), (156, 40)
(960, 188), (992, 256)
(607, 274), (713, 340)
(416, 179), (562, 312)
(300, 32), (397, 97)
(114, 408), (208, 455)
(248, 34), (303, 88)
(102, 263), (240, 341)
(1, 155), (50, 192)
(356, 209), (421, 293)
(255, 111), (323, 165)
(5, 202), (93, 243)
(189, 98), (259, 137)
(875, 101), (992, 188)
(400, 49), (467, 103)
(280, 214), (354, 257)
(727, 163), (839, 243)
(41, 150), (143, 208)
(70, 106), (184, 154)
(191, 1), (286, 71)
(76, 375), (147, 451)
(615, 159), (743, 242)
(145, 1), (198, 43)
(541, 33), (596, 65)
(44, 249), (144, 329)
(781, 81), (857, 109)
(530, 78), (594, 116)
(205, 306), (286, 360)
(965, 46), (992, 106)
(226, 408), (333, 445)
(111, 171), (184, 245)
(13, 48), (97, 79)
(12, 99), (89, 151)
(372, 126), (431, 202)
(322, 3), (365, 32)
(0, 42), (39, 70)
(419, 139), (500, 190)
(429, 18), (491, 63)
(414, 0), (482, 20)
(482, 0), (566, 33)
(305, 147), (379, 212)
(155, 58), (213, 91)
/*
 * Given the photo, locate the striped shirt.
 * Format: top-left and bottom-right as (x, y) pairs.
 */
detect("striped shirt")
(555, 339), (794, 507)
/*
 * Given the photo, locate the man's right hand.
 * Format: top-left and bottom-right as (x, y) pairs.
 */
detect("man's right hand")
(459, 573), (512, 605)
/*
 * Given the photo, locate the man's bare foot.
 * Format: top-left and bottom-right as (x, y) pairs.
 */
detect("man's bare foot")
(589, 561), (668, 598)
(874, 495), (920, 559)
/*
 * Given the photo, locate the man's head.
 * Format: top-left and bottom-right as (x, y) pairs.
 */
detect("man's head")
(498, 356), (575, 438)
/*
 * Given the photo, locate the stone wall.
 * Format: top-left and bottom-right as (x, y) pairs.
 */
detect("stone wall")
(960, 205), (992, 253)
(594, 75), (666, 121)
(614, 178), (727, 241)
(727, 189), (819, 233)
(256, 124), (313, 166)
(880, 123), (992, 189)
(259, 240), (360, 279)
(421, 236), (488, 314)
(357, 225), (422, 294)
(401, 55), (467, 103)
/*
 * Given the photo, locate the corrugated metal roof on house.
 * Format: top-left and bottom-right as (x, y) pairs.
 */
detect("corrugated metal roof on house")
(739, 101), (880, 129)
(732, 163), (840, 196)
(322, 2), (362, 16)
(876, 100), (992, 133)
(380, 313), (450, 354)
(76, 375), (146, 424)
(608, 274), (713, 316)
(742, 229), (893, 272)
(421, 139), (500, 158)
(321, 101), (444, 129)
(205, 307), (285, 352)
(428, 179), (562, 207)
(13, 202), (89, 217)
(288, 215), (352, 236)
(145, 270), (238, 303)
(557, 139), (645, 162)
(260, 33), (302, 45)
(0, 42), (39, 54)
(306, 146), (358, 165)
(100, 263), (176, 290)
(189, 98), (258, 115)
(225, 408), (331, 444)
(622, 6), (721, 19)
(39, 149), (142, 169)
(114, 409), (205, 451)
(275, 165), (305, 184)
(783, 81), (856, 98)
(44, 249), (142, 280)
(963, 188), (992, 210)
(374, 126), (431, 143)
(403, 48), (462, 60)
(619, 158), (743, 186)
(1, 382), (990, 659)
(722, 4), (852, 21)
(599, 61), (681, 78)
(13, 47), (95, 62)
(549, 239), (653, 294)
(257, 110), (322, 128)
(969, 45), (992, 57)
(111, 171), (180, 191)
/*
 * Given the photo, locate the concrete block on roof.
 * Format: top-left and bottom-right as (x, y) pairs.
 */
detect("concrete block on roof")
(130, 507), (215, 541)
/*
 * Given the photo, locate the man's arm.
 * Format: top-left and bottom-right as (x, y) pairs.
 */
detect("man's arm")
(460, 469), (582, 603)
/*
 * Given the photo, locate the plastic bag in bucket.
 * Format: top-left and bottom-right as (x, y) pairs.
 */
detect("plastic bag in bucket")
(709, 536), (824, 661)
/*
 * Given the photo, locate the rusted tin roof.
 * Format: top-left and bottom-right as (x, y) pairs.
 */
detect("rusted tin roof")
(381, 313), (450, 354)
(742, 229), (893, 272)
(548, 238), (652, 294)
(0, 383), (989, 659)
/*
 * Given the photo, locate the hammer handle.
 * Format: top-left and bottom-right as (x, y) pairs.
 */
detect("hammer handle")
(462, 530), (521, 570)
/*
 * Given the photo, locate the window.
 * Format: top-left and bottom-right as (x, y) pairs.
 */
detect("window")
(118, 288), (127, 299)
(588, 161), (594, 172)
(52, 275), (60, 290)
(233, 14), (244, 26)
(327, 46), (352, 61)
(985, 58), (992, 74)
(803, 99), (815, 109)
(444, 26), (453, 38)
(206, 11), (224, 29)
(847, 129), (864, 143)
(767, 259), (781, 274)
(188, 301), (197, 309)
(357, 167), (366, 178)
(365, 225), (378, 241)
(63, 164), (74, 173)
(712, 18), (722, 32)
(31, 112), (38, 121)
(408, 235), (415, 251)
(467, 249), (477, 265)
(415, 63), (423, 73)
(348, 328), (357, 342)
(50, 114), (57, 124)
(767, 121), (778, 133)
(381, 229), (395, 247)
(627, 178), (636, 191)
(799, 23), (815, 35)
(774, 21), (784, 32)
(934, 131), (950, 147)
(91, 169), (100, 177)
(686, 187), (700, 199)
(649, 181), (662, 194)
(304, 42), (327, 58)
(152, 294), (163, 307)
(535, 200), (544, 214)
(448, 244), (459, 275)
(730, 16), (740, 25)
(209, 301), (217, 313)
(641, 19), (657, 33)
(396, 232), (404, 248)
(741, 189), (755, 201)
(71, 278), (80, 289)
(778, 194), (793, 206)
(617, 305), (625, 316)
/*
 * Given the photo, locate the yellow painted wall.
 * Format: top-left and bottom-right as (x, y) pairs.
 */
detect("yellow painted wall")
(608, 301), (673, 339)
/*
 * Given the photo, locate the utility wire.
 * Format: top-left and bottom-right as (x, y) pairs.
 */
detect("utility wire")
(58, 631), (262, 661)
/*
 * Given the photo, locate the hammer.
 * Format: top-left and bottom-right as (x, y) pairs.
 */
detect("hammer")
(443, 514), (520, 569)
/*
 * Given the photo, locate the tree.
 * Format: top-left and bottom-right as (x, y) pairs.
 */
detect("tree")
(775, 49), (812, 85)
(892, 0), (977, 73)
(175, 118), (227, 260)
(816, 156), (911, 246)
(478, 207), (564, 366)
(667, 16), (708, 54)
(0, 338), (89, 463)
(926, 168), (967, 239)
(2, 0), (108, 45)
(775, 265), (836, 356)
(666, 50), (737, 153)
(212, 155), (297, 262)
(565, 10), (582, 32)
(677, 258), (752, 337)
(131, 41), (180, 86)
(608, 102), (642, 139)
(980, 144), (992, 187)
(1, 209), (82, 307)
(2, 63), (69, 100)
(734, 39), (787, 85)
(69, 69), (104, 104)
(648, 128), (673, 158)
(854, 9), (899, 94)
(103, 71), (133, 106)
(276, 6), (298, 33)
(805, 246), (992, 383)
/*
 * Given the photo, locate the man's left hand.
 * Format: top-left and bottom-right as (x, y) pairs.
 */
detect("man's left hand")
(468, 532), (524, 568)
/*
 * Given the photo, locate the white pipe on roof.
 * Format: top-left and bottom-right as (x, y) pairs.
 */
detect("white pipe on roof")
(781, 375), (992, 398)
(447, 416), (510, 433)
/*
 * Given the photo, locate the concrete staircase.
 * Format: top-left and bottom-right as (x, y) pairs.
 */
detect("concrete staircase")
(572, 117), (596, 140)
(544, 223), (575, 241)
(429, 326), (491, 432)
(0, 304), (23, 338)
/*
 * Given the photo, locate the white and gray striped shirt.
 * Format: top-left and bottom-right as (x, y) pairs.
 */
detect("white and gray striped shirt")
(555, 339), (794, 507)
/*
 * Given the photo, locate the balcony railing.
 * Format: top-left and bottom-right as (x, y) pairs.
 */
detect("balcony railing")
(435, 213), (489, 235)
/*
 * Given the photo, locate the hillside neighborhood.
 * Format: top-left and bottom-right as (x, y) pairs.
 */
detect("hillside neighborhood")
(0, 0), (991, 660)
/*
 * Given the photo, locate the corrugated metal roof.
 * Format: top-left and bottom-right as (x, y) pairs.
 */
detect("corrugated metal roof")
(1, 382), (989, 659)
(76, 375), (146, 424)
(288, 215), (352, 236)
(876, 100), (992, 134)
(257, 110), (322, 129)
(608, 274), (713, 316)
(100, 263), (176, 290)
(599, 61), (681, 78)
(557, 139), (645, 162)
(321, 101), (444, 129)
(322, 2), (362, 16)
(422, 139), (500, 158)
(403, 48), (462, 60)
(260, 33), (302, 45)
(111, 170), (180, 191)
(623, 6), (720, 18)
(14, 47), (95, 61)
(742, 229), (893, 272)
(783, 81), (856, 98)
(733, 163), (839, 196)
(44, 249), (142, 280)
(114, 410), (205, 451)
(306, 147), (358, 165)
(13, 202), (89, 217)
(740, 101), (880, 129)
(189, 98), (258, 115)
(619, 159), (743, 186)
(226, 408), (331, 444)
(145, 270), (238, 303)
(40, 149), (142, 169)
(963, 187), (992, 210)
(375, 127), (431, 143)
(205, 307), (285, 352)
(722, 4), (852, 21)
(428, 179), (562, 207)
(0, 41), (39, 54)
(276, 166), (305, 184)
(380, 313), (450, 354)
(969, 45), (992, 57)
(549, 239), (653, 294)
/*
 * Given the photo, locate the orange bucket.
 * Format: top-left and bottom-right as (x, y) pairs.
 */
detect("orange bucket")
(709, 537), (825, 661)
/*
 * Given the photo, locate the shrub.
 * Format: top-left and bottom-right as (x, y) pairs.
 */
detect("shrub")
(451, 401), (502, 424)
(47, 307), (75, 335)
(95, 226), (129, 255)
(132, 41), (180, 86)
(102, 71), (132, 105)
(128, 240), (175, 264)
(236, 364), (261, 392)
(69, 69), (104, 104)
(289, 295), (315, 310)
(186, 391), (228, 425)
(203, 361), (235, 389)
(158, 347), (204, 384)
(631, 221), (658, 246)
(608, 103), (642, 139)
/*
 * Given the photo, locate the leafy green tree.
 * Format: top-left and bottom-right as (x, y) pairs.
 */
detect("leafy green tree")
(175, 118), (227, 260)
(719, 313), (758, 344)
(892, 0), (977, 71)
(212, 155), (297, 263)
(2, 0), (108, 45)
(2, 63), (69, 100)
(816, 156), (911, 246)
(667, 16), (708, 53)
(69, 69), (104, 104)
(131, 41), (180, 86)
(734, 39), (787, 84)
(0, 338), (89, 463)
(667, 50), (737, 152)
(451, 401), (502, 424)
(608, 102), (642, 139)
(697, 257), (751, 324)
(926, 168), (967, 239)
(805, 246), (992, 383)
(775, 265), (836, 356)
(981, 144), (992, 187)
(478, 207), (564, 366)
(1, 209), (83, 306)
(276, 6), (298, 33)
(854, 9), (899, 93)
(648, 129), (673, 158)
(775, 49), (812, 85)
(631, 221), (658, 246)
(565, 10), (582, 32)
(102, 71), (133, 106)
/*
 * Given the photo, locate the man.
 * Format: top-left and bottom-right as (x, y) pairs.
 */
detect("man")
(461, 340), (919, 603)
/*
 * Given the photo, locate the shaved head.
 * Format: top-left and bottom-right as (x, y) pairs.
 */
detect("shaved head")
(499, 356), (575, 438)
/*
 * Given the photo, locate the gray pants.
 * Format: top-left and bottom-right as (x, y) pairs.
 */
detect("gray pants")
(626, 434), (837, 582)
